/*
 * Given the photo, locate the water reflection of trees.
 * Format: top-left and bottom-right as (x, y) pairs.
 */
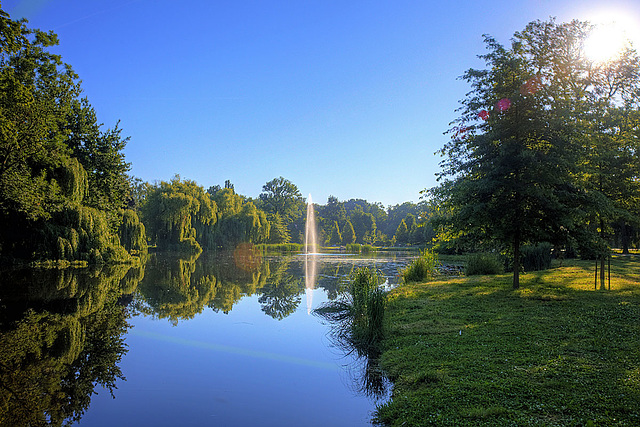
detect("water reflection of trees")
(0, 264), (139, 426)
(131, 252), (363, 323)
(259, 258), (303, 320)
(133, 252), (272, 323)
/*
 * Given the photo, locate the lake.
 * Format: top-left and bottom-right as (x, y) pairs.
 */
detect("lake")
(0, 249), (417, 426)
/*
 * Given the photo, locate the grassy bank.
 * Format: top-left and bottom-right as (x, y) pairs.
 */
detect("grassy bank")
(376, 255), (640, 426)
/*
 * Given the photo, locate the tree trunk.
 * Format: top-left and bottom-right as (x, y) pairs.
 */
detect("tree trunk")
(621, 223), (630, 255)
(513, 234), (520, 290)
(599, 218), (606, 289)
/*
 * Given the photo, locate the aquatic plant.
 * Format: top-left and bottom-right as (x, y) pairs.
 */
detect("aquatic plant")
(401, 249), (438, 283)
(315, 267), (386, 351)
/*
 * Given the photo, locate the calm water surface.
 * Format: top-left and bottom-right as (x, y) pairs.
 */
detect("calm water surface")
(0, 250), (416, 426)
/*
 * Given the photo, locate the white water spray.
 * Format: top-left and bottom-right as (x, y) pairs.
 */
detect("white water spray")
(304, 194), (317, 254)
(304, 194), (318, 314)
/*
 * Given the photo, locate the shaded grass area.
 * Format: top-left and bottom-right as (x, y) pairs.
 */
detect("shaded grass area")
(376, 255), (640, 426)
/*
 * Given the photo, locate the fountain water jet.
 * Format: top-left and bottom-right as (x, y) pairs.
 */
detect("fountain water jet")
(304, 194), (318, 313)
(304, 194), (318, 254)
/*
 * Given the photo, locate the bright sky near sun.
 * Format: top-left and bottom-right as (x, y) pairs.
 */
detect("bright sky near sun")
(4, 0), (640, 207)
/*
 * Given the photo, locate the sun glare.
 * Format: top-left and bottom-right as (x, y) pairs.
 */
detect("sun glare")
(581, 9), (640, 63)
(584, 23), (628, 62)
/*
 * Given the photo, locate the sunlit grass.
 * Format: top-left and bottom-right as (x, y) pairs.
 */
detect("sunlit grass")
(376, 254), (640, 426)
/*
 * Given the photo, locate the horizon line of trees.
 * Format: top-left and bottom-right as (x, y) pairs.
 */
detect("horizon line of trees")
(133, 174), (435, 253)
(2, 11), (639, 272)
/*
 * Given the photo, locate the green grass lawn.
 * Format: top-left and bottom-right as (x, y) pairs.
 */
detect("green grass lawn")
(376, 254), (640, 426)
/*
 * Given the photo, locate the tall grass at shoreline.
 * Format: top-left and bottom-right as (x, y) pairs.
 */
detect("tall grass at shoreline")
(401, 249), (438, 283)
(346, 243), (377, 254)
(314, 267), (386, 352)
(465, 252), (503, 275)
(255, 243), (303, 253)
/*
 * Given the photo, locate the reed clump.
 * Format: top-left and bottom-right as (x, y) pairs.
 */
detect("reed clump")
(255, 243), (303, 253)
(314, 267), (386, 352)
(402, 249), (438, 283)
(346, 243), (377, 254)
(521, 242), (553, 271)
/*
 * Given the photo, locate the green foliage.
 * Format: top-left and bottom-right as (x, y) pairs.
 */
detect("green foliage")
(258, 176), (304, 225)
(342, 219), (356, 245)
(520, 242), (553, 271)
(345, 243), (377, 254)
(0, 11), (140, 263)
(361, 244), (376, 253)
(346, 243), (360, 253)
(141, 176), (217, 252)
(432, 18), (640, 288)
(266, 212), (291, 244)
(402, 249), (438, 283)
(135, 252), (271, 323)
(256, 243), (303, 253)
(350, 209), (377, 244)
(465, 252), (504, 276)
(326, 220), (342, 246)
(314, 267), (387, 353)
(0, 266), (133, 426)
(394, 219), (409, 245)
(118, 209), (147, 254)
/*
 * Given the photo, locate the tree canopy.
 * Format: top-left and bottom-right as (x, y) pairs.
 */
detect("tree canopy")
(432, 18), (640, 288)
(0, 10), (141, 263)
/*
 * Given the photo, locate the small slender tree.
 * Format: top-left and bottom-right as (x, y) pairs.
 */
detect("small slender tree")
(342, 220), (356, 245)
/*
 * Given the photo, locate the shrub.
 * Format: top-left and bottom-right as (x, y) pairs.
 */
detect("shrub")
(521, 242), (553, 271)
(402, 249), (438, 283)
(346, 243), (362, 253)
(465, 252), (503, 276)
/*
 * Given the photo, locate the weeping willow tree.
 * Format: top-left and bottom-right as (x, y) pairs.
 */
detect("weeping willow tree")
(119, 209), (147, 254)
(209, 187), (270, 248)
(0, 11), (142, 264)
(141, 176), (217, 253)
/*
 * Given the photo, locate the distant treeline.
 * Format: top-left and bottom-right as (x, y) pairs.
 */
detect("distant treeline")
(132, 175), (435, 254)
(0, 11), (431, 264)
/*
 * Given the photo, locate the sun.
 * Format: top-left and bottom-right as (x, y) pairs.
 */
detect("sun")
(581, 10), (639, 63)
(584, 23), (629, 62)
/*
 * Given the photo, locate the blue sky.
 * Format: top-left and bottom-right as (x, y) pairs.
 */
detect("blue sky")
(4, 0), (640, 207)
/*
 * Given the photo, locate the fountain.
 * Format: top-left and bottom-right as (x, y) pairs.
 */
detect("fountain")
(304, 194), (318, 313)
(304, 194), (318, 255)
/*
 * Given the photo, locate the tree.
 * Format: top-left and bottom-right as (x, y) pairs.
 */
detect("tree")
(350, 209), (377, 244)
(433, 19), (614, 288)
(258, 177), (304, 224)
(267, 212), (291, 244)
(384, 202), (418, 237)
(342, 219), (356, 245)
(320, 195), (347, 225)
(0, 11), (139, 262)
(65, 99), (131, 214)
(327, 220), (342, 246)
(209, 186), (270, 247)
(258, 177), (304, 242)
(141, 176), (217, 252)
(394, 219), (409, 245)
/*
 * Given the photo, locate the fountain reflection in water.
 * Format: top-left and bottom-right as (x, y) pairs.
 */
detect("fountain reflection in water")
(304, 194), (318, 314)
